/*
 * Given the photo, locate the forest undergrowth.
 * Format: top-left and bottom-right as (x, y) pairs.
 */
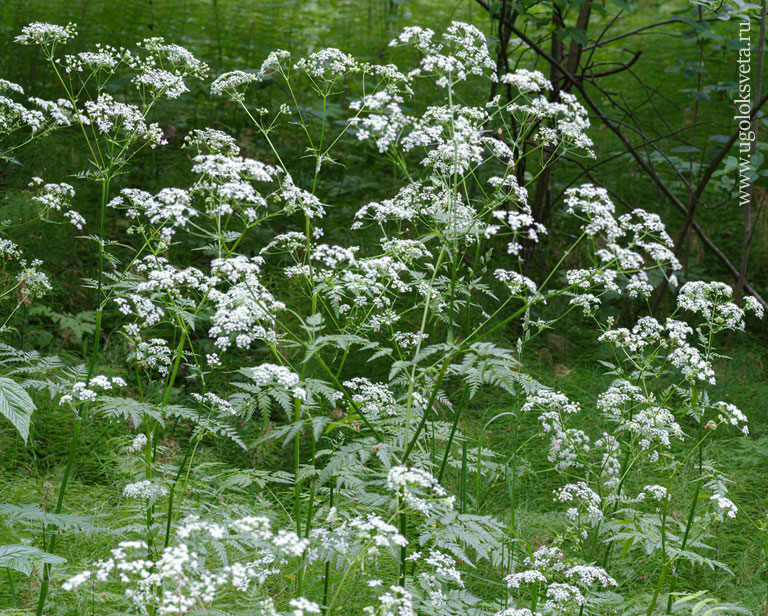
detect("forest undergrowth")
(0, 11), (766, 616)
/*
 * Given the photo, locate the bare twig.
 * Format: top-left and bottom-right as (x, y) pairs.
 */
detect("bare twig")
(582, 49), (642, 78)
(472, 0), (768, 310)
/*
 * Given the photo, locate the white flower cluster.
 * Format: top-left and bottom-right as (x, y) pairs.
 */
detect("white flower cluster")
(183, 128), (240, 156)
(402, 105), (489, 174)
(600, 384), (681, 458)
(565, 184), (681, 298)
(564, 565), (617, 588)
(677, 281), (763, 331)
(139, 37), (208, 79)
(709, 493), (738, 520)
(0, 238), (21, 259)
(311, 244), (359, 268)
(381, 238), (432, 264)
(599, 316), (677, 354)
(190, 392), (235, 415)
(503, 545), (615, 613)
(83, 93), (165, 147)
(392, 331), (429, 349)
(501, 69), (552, 94)
(16, 259), (52, 300)
(507, 90), (594, 156)
(210, 70), (261, 102)
(63, 45), (122, 74)
(207, 257), (285, 351)
(597, 381), (646, 420)
(109, 187), (197, 240)
(131, 256), (209, 295)
(29, 177), (85, 229)
(59, 375), (126, 405)
(343, 378), (397, 417)
(292, 253), (409, 330)
(627, 406), (683, 454)
(129, 38), (207, 101)
(387, 466), (454, 515)
(349, 90), (411, 153)
(363, 585), (416, 616)
(115, 296), (161, 329)
(637, 484), (667, 502)
(354, 181), (496, 241)
(669, 344), (716, 385)
(296, 48), (359, 80)
(712, 400), (749, 435)
(126, 433), (148, 454)
(64, 514), (312, 613)
(522, 391), (588, 470)
(247, 364), (305, 400)
(390, 22), (495, 87)
(555, 481), (604, 526)
(0, 92), (46, 134)
(494, 270), (539, 297)
(278, 174), (326, 219)
(132, 67), (188, 99)
(27, 96), (78, 127)
(123, 480), (168, 500)
(0, 79), (24, 94)
(308, 513), (408, 566)
(506, 569), (547, 588)
(130, 338), (172, 375)
(15, 21), (77, 46)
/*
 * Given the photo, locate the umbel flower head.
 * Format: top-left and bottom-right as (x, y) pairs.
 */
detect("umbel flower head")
(15, 22), (77, 46)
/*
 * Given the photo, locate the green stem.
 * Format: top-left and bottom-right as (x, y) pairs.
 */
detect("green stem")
(646, 561), (670, 616)
(294, 396), (303, 595)
(399, 508), (407, 586)
(36, 417), (82, 616)
(322, 482), (334, 613)
(437, 385), (469, 484)
(164, 439), (197, 548)
(461, 439), (468, 514)
(35, 176), (110, 616)
(402, 356), (450, 463)
(664, 418), (705, 614)
(7, 567), (18, 608)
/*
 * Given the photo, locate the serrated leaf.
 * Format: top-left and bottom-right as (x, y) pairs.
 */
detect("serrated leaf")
(0, 376), (36, 443)
(0, 544), (66, 575)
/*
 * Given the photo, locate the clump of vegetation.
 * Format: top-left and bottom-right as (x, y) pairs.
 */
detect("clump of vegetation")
(0, 8), (766, 616)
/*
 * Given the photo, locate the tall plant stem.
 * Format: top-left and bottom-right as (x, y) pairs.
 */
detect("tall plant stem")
(7, 568), (18, 608)
(664, 418), (705, 614)
(321, 481), (334, 613)
(647, 389), (704, 616)
(294, 396), (304, 596)
(437, 385), (469, 484)
(35, 177), (110, 616)
(399, 507), (407, 586)
(164, 439), (197, 548)
(403, 245), (446, 449)
(647, 561), (670, 616)
(402, 356), (450, 463)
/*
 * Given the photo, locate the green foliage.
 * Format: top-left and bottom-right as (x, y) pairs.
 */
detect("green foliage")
(0, 1), (766, 614)
(0, 377), (36, 443)
(0, 544), (66, 575)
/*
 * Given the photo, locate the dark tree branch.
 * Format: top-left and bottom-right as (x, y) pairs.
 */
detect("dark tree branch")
(582, 49), (642, 78)
(581, 17), (719, 51)
(472, 0), (768, 310)
(674, 88), (768, 251)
